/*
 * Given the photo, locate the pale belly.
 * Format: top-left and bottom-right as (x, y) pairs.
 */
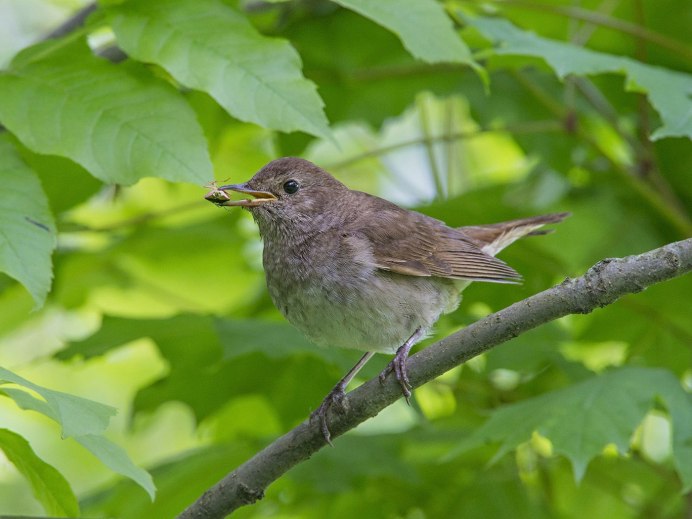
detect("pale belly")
(265, 265), (460, 354)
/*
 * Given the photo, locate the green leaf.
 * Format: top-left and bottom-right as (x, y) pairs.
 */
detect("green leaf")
(469, 16), (692, 140)
(284, 8), (470, 128)
(0, 136), (56, 308)
(108, 0), (331, 139)
(20, 149), (103, 214)
(0, 428), (79, 516)
(0, 38), (212, 185)
(0, 367), (156, 498)
(334, 0), (475, 66)
(447, 367), (692, 489)
(76, 434), (156, 500)
(0, 367), (116, 438)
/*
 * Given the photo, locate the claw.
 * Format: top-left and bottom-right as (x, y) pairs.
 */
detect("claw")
(379, 346), (412, 403)
(311, 385), (346, 445)
(378, 327), (424, 404)
(311, 352), (377, 445)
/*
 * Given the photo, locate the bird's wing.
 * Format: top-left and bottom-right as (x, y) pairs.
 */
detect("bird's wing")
(461, 212), (570, 256)
(351, 200), (522, 283)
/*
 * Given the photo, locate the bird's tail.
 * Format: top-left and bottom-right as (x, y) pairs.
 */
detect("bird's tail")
(460, 212), (570, 257)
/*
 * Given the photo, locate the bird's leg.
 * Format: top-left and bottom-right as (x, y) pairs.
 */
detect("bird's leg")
(312, 351), (376, 445)
(379, 327), (425, 404)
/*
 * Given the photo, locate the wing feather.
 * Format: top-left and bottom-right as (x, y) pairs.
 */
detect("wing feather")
(346, 195), (522, 283)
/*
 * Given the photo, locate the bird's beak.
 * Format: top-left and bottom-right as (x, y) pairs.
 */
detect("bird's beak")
(206, 183), (278, 208)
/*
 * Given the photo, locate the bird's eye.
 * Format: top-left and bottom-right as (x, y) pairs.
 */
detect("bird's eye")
(283, 179), (300, 194)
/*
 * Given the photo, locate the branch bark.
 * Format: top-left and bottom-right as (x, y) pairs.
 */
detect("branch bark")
(179, 238), (692, 519)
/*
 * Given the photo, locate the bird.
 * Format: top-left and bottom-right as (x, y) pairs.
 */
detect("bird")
(205, 157), (568, 443)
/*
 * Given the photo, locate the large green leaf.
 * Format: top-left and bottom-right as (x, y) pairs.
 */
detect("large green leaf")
(0, 38), (212, 185)
(0, 136), (56, 308)
(0, 428), (79, 516)
(448, 367), (692, 490)
(0, 367), (156, 498)
(469, 16), (692, 140)
(333, 0), (475, 66)
(108, 0), (330, 139)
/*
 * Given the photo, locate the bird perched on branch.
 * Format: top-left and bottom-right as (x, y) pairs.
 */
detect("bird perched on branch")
(206, 157), (568, 443)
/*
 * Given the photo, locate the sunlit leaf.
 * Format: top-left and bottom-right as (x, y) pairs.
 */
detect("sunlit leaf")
(0, 38), (212, 185)
(108, 0), (330, 138)
(334, 0), (475, 66)
(0, 136), (56, 308)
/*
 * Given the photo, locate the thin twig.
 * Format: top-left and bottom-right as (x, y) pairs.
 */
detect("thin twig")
(43, 1), (127, 62)
(570, 0), (621, 46)
(178, 238), (692, 518)
(44, 2), (97, 40)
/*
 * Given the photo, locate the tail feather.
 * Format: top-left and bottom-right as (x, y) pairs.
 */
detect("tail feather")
(460, 212), (569, 257)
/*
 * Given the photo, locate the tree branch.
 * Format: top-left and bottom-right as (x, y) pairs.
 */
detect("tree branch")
(179, 239), (692, 518)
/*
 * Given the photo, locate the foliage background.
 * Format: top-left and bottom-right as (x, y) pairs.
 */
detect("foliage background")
(0, 0), (690, 517)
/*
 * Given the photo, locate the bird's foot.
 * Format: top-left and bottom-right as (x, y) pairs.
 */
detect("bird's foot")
(378, 328), (424, 404)
(379, 345), (412, 404)
(310, 383), (347, 445)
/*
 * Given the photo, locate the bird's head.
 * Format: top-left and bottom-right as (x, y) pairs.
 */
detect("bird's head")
(207, 157), (349, 238)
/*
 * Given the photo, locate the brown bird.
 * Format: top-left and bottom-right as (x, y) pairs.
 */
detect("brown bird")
(206, 157), (568, 443)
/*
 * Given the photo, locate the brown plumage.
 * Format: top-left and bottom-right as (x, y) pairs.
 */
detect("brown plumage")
(208, 157), (569, 443)
(349, 193), (523, 282)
